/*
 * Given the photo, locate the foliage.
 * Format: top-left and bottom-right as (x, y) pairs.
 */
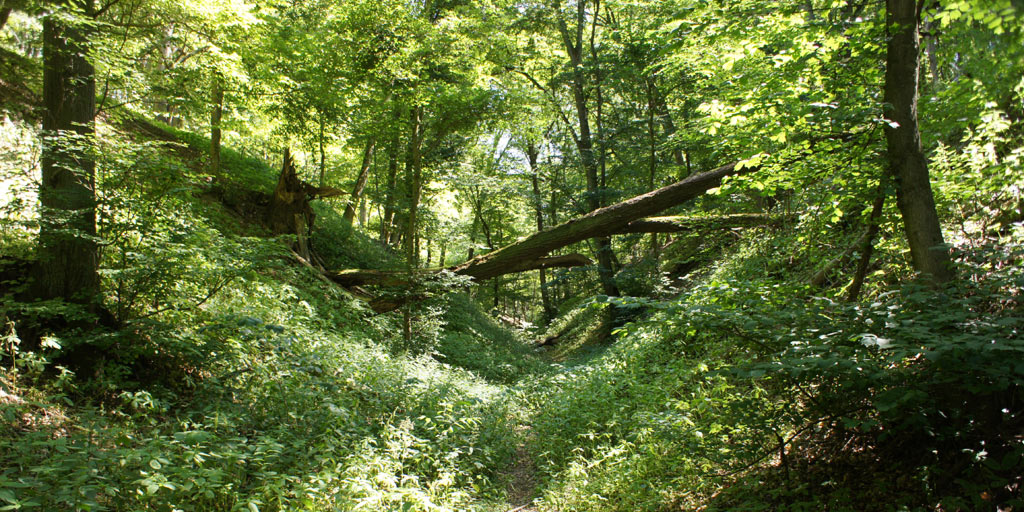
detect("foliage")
(3, 0), (1024, 509)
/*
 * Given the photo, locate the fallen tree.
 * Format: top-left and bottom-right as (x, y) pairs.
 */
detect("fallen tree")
(331, 213), (782, 290)
(268, 149), (346, 261)
(331, 253), (593, 288)
(328, 160), (758, 308)
(450, 160), (755, 281)
(612, 213), (785, 235)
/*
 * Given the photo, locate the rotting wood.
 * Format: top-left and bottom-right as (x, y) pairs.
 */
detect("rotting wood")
(267, 148), (346, 237)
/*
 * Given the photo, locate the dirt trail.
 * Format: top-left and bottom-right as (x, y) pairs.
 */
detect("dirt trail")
(504, 424), (539, 512)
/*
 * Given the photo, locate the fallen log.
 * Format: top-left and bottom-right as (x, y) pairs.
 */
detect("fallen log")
(331, 268), (432, 288)
(505, 253), (594, 274)
(612, 213), (784, 235)
(332, 253), (593, 288)
(451, 160), (755, 282)
(330, 160), (757, 311)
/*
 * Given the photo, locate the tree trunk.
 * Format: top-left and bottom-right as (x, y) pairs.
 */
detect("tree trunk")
(527, 141), (556, 324)
(923, 18), (941, 89)
(452, 161), (750, 282)
(331, 161), (752, 312)
(884, 0), (954, 283)
(650, 80), (686, 168)
(33, 1), (100, 306)
(612, 213), (782, 234)
(333, 162), (750, 291)
(404, 106), (424, 268)
(467, 197), (481, 260)
(1, 7), (12, 33)
(400, 106), (425, 345)
(381, 131), (400, 245)
(268, 148), (345, 238)
(318, 114), (327, 188)
(344, 137), (376, 224)
(332, 253), (593, 287)
(847, 188), (886, 301)
(556, 0), (619, 299)
(644, 80), (661, 256)
(268, 148), (310, 235)
(210, 73), (223, 176)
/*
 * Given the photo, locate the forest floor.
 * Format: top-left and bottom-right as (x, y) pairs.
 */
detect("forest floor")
(503, 423), (539, 511)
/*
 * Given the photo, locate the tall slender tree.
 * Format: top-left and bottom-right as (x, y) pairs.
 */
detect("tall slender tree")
(552, 0), (620, 299)
(884, 0), (954, 283)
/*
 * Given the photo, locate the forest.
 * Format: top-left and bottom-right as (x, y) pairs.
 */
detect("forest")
(1, 0), (1023, 510)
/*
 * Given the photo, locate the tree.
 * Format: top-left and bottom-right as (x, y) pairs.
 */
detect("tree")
(33, 1), (100, 307)
(551, 0), (620, 299)
(525, 139), (557, 324)
(884, 0), (954, 283)
(209, 72), (223, 175)
(343, 137), (377, 224)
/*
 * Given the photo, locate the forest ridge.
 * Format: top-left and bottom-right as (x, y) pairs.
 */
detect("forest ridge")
(1, 0), (1023, 510)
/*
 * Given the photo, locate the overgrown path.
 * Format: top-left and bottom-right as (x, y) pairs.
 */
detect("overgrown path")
(504, 422), (539, 512)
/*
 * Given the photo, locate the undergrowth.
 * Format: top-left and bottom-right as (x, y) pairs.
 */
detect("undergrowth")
(0, 112), (537, 512)
(521, 226), (1024, 512)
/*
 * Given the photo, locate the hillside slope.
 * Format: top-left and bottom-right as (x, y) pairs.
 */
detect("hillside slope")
(1, 100), (550, 511)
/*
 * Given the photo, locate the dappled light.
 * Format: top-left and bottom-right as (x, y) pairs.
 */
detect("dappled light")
(1, 0), (1023, 510)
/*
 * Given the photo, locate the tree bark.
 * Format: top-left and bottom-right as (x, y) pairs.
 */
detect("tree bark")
(612, 213), (781, 234)
(923, 17), (941, 89)
(331, 254), (593, 288)
(884, 0), (954, 283)
(380, 129), (400, 245)
(344, 137), (376, 224)
(33, 1), (100, 306)
(527, 141), (556, 324)
(650, 80), (686, 168)
(1, 7), (12, 33)
(467, 196), (481, 259)
(330, 161), (752, 311)
(847, 189), (886, 301)
(318, 114), (326, 188)
(268, 148), (346, 237)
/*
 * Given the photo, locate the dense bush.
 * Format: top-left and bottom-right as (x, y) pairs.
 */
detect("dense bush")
(0, 120), (535, 512)
(521, 233), (1024, 511)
